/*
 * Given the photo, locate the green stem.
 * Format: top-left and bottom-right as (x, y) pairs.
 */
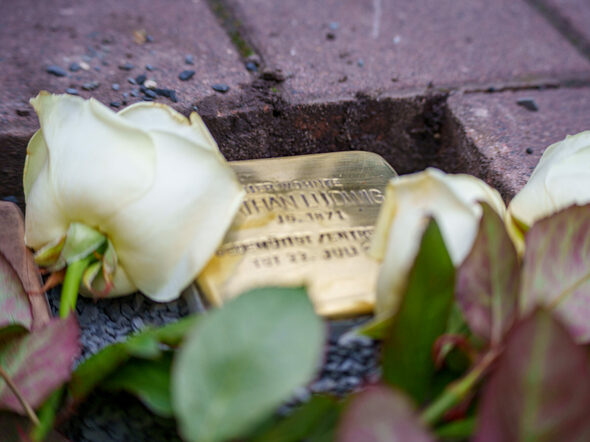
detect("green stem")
(420, 350), (498, 426)
(59, 255), (94, 318)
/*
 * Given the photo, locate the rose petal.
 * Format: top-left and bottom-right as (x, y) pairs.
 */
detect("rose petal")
(30, 92), (156, 227)
(24, 134), (68, 249)
(118, 102), (221, 156)
(103, 131), (243, 301)
(372, 168), (505, 318)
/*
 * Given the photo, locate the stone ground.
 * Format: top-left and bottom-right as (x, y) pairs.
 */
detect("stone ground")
(1, 0), (590, 440)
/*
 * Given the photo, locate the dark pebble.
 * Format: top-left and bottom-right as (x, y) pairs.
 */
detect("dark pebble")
(357, 59), (364, 67)
(135, 74), (147, 85)
(192, 105), (199, 112)
(526, 147), (534, 154)
(112, 83), (120, 91)
(130, 89), (140, 97)
(119, 62), (134, 71)
(110, 101), (121, 108)
(338, 75), (348, 83)
(212, 83), (230, 93)
(178, 70), (195, 81)
(46, 65), (67, 77)
(517, 97), (539, 112)
(142, 96), (154, 101)
(1, 196), (18, 204)
(245, 61), (258, 72)
(146, 35), (155, 43)
(326, 32), (336, 40)
(261, 70), (286, 82)
(185, 54), (194, 65)
(15, 108), (29, 117)
(145, 64), (155, 71)
(153, 87), (171, 97)
(82, 81), (100, 91)
(128, 77), (137, 85)
(94, 66), (101, 72)
(66, 88), (79, 95)
(144, 89), (157, 99)
(69, 62), (81, 72)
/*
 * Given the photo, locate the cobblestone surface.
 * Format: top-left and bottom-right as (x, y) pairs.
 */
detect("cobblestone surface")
(225, 0), (590, 103)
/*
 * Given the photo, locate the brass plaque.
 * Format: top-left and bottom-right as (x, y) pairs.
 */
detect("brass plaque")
(197, 151), (397, 317)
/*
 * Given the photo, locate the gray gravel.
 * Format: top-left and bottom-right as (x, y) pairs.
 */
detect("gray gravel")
(48, 290), (380, 441)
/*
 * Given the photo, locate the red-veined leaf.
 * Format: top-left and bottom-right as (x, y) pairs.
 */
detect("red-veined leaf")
(456, 203), (519, 345)
(0, 315), (80, 413)
(475, 309), (590, 441)
(520, 204), (590, 342)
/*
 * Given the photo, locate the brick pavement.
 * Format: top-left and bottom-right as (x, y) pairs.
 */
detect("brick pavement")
(2, 0), (590, 204)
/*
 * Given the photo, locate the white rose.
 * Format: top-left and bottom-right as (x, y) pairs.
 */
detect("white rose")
(24, 92), (244, 302)
(508, 131), (590, 240)
(370, 168), (506, 318)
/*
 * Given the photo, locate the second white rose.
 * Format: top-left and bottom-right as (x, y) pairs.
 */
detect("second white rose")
(370, 168), (506, 319)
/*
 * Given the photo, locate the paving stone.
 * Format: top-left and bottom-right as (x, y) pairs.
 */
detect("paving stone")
(447, 87), (590, 199)
(226, 0), (590, 103)
(0, 0), (249, 206)
(540, 0), (590, 49)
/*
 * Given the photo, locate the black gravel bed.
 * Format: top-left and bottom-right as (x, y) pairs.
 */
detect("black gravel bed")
(47, 290), (380, 441)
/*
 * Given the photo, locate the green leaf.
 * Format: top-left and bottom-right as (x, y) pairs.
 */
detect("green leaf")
(520, 204), (590, 342)
(456, 203), (519, 345)
(336, 384), (434, 442)
(0, 253), (31, 331)
(475, 310), (590, 441)
(102, 353), (174, 417)
(435, 416), (476, 440)
(69, 315), (198, 402)
(251, 395), (341, 442)
(172, 287), (325, 442)
(354, 316), (392, 340)
(0, 316), (79, 412)
(382, 219), (455, 404)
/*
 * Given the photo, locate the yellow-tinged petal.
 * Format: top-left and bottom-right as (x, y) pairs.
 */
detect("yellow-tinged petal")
(30, 92), (156, 227)
(24, 145), (69, 250)
(102, 131), (244, 301)
(117, 102), (222, 156)
(509, 131), (590, 230)
(23, 130), (48, 202)
(371, 168), (505, 318)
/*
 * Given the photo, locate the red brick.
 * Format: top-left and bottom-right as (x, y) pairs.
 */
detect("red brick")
(227, 0), (590, 103)
(541, 0), (590, 48)
(0, 0), (250, 135)
(447, 88), (590, 200)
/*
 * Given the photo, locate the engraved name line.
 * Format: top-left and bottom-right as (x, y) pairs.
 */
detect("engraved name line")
(239, 188), (384, 216)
